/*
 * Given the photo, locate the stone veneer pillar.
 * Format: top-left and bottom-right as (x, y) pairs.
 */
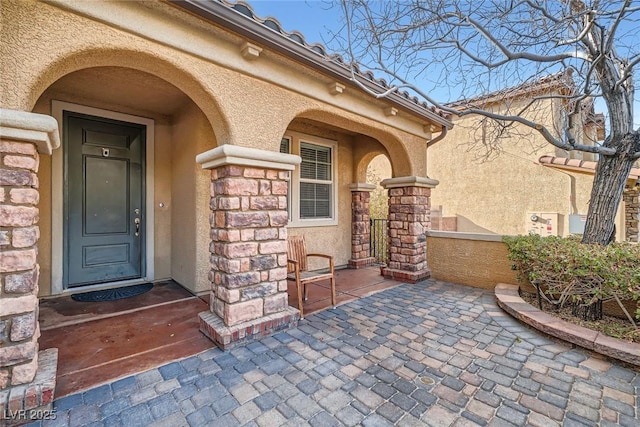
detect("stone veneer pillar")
(1, 109), (59, 424)
(196, 145), (302, 349)
(348, 183), (376, 268)
(380, 176), (438, 283)
(623, 185), (639, 242)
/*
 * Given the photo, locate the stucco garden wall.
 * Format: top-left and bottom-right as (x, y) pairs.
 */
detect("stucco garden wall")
(427, 231), (636, 320)
(426, 232), (526, 291)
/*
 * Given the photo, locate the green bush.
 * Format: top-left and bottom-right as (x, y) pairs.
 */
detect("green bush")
(502, 234), (640, 322)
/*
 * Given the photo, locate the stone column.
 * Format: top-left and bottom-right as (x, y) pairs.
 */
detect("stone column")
(1, 109), (59, 423)
(623, 185), (639, 242)
(380, 176), (438, 283)
(348, 183), (376, 268)
(196, 145), (301, 349)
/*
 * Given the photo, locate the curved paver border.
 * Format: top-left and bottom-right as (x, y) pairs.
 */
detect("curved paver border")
(495, 283), (640, 367)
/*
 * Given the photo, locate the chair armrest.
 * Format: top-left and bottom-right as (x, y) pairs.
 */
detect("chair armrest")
(307, 254), (333, 260)
(306, 254), (334, 272)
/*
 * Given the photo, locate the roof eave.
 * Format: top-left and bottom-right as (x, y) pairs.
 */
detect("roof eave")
(169, 0), (452, 129)
(538, 155), (640, 182)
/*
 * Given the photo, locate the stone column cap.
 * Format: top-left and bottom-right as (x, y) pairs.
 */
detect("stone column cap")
(0, 108), (60, 155)
(349, 183), (377, 192)
(381, 176), (439, 189)
(196, 144), (301, 171)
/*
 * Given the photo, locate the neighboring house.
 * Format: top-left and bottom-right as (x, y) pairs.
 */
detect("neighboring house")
(1, 0), (452, 410)
(426, 72), (640, 242)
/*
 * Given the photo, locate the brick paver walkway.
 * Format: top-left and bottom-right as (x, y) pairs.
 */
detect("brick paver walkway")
(26, 280), (639, 426)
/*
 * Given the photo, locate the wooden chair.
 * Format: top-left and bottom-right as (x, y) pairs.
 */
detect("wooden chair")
(287, 235), (336, 319)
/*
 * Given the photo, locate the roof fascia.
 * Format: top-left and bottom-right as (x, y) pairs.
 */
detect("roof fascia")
(169, 0), (452, 129)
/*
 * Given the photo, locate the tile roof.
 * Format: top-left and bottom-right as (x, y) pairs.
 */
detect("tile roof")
(539, 155), (640, 182)
(170, 0), (452, 128)
(447, 71), (574, 111)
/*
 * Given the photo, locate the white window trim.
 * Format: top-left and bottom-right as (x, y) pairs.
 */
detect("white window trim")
(284, 131), (338, 227)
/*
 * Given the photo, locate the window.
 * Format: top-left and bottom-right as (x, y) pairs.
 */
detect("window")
(280, 132), (337, 226)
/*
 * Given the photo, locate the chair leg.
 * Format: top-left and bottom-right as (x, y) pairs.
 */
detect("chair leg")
(330, 276), (336, 308)
(297, 281), (304, 320)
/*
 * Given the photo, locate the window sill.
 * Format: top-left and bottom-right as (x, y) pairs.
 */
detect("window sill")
(287, 219), (338, 228)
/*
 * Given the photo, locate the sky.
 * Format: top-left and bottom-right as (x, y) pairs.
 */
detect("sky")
(246, 0), (640, 130)
(247, 1), (341, 48)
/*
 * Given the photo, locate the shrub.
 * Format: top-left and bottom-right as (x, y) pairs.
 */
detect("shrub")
(502, 234), (640, 324)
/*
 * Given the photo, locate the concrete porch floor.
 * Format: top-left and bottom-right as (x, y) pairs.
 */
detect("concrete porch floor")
(38, 266), (399, 398)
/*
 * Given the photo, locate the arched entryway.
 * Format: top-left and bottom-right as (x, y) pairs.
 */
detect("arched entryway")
(31, 64), (224, 296)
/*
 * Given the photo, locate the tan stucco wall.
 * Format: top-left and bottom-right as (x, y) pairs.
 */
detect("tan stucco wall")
(427, 98), (624, 238)
(171, 103), (216, 293)
(426, 234), (525, 291)
(153, 121), (173, 282)
(2, 0), (443, 294)
(426, 234), (635, 319)
(1, 0), (433, 176)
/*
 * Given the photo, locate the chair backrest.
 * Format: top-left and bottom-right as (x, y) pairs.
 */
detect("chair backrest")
(287, 235), (308, 272)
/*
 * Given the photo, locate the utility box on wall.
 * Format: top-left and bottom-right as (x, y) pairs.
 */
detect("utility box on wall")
(569, 214), (587, 234)
(527, 212), (562, 236)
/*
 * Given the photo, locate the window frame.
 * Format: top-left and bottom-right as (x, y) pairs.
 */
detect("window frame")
(281, 131), (338, 227)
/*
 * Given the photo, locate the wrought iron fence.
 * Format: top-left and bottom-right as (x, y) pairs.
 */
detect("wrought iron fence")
(370, 218), (388, 263)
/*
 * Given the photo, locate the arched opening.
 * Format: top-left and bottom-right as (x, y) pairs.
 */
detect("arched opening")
(294, 110), (414, 177)
(279, 115), (405, 268)
(366, 154), (392, 264)
(366, 154), (392, 220)
(32, 66), (220, 295)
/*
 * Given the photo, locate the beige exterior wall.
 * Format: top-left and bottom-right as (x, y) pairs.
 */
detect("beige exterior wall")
(170, 103), (217, 293)
(427, 97), (624, 238)
(1, 1), (430, 173)
(2, 0), (441, 296)
(426, 232), (524, 291)
(427, 233), (635, 319)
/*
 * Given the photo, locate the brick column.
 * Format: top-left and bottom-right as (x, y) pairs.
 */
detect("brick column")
(623, 185), (639, 242)
(1, 109), (59, 424)
(348, 183), (376, 268)
(380, 176), (438, 283)
(196, 145), (301, 349)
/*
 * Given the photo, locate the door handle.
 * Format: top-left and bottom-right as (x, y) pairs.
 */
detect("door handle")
(134, 217), (140, 237)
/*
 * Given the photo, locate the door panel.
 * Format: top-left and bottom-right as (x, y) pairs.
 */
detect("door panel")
(84, 157), (129, 234)
(64, 112), (145, 288)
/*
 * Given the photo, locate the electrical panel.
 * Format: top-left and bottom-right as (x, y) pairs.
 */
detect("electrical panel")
(527, 212), (560, 236)
(568, 214), (587, 234)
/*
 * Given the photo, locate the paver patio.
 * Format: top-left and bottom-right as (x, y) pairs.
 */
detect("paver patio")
(24, 280), (639, 427)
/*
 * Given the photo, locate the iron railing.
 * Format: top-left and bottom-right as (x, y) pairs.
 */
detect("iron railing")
(370, 218), (388, 263)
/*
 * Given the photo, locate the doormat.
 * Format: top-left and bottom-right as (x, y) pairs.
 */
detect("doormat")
(71, 283), (154, 302)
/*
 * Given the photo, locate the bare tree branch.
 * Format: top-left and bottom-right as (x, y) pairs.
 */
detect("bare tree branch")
(337, 0), (640, 244)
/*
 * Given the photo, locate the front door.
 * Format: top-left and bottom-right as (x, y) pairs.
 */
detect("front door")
(64, 111), (145, 288)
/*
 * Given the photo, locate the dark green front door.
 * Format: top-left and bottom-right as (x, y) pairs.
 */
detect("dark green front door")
(64, 111), (145, 288)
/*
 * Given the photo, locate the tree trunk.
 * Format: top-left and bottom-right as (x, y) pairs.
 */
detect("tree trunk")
(582, 133), (640, 245)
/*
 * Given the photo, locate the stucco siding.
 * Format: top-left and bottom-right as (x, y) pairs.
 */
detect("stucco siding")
(2, 0), (443, 296)
(171, 103), (216, 293)
(427, 97), (620, 237)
